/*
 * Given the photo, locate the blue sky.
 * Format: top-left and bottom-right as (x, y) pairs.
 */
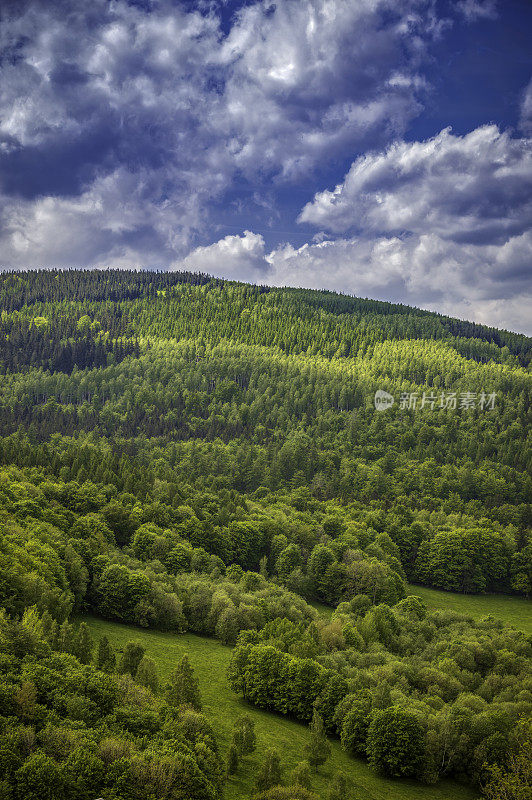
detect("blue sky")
(1, 0), (531, 333)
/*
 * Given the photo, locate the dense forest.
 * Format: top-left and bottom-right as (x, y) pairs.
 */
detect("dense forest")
(0, 269), (530, 800)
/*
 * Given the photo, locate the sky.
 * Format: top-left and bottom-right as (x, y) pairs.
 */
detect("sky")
(1, 0), (531, 334)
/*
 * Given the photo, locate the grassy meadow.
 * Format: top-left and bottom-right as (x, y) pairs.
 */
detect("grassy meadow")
(407, 585), (532, 634)
(83, 614), (478, 800)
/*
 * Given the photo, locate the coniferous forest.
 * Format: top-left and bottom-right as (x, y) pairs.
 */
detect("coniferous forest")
(0, 269), (530, 800)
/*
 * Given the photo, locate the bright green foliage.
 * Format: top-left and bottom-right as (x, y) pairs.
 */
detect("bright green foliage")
(0, 270), (530, 800)
(290, 760), (312, 789)
(0, 614), (224, 800)
(232, 715), (256, 757)
(72, 621), (93, 664)
(483, 718), (532, 800)
(366, 707), (425, 778)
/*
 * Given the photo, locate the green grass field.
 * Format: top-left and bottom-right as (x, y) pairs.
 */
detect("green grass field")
(82, 615), (477, 800)
(407, 585), (532, 634)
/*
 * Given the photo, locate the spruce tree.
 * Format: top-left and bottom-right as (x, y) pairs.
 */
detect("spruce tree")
(165, 654), (202, 709)
(305, 709), (331, 772)
(72, 622), (93, 664)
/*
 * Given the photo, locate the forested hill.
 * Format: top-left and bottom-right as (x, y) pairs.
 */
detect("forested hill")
(1, 269), (530, 365)
(0, 267), (531, 594)
(0, 269), (531, 800)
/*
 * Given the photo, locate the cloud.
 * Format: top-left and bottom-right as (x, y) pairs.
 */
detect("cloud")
(293, 124), (532, 333)
(266, 232), (532, 334)
(0, 167), (206, 269)
(299, 125), (532, 245)
(455, 0), (497, 21)
(520, 79), (532, 135)
(0, 0), (448, 267)
(175, 230), (269, 281)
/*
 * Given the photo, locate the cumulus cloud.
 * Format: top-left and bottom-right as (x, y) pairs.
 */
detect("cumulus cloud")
(520, 80), (532, 135)
(176, 230), (269, 281)
(173, 226), (532, 334)
(0, 0), (447, 267)
(293, 125), (532, 333)
(179, 123), (532, 334)
(299, 125), (532, 244)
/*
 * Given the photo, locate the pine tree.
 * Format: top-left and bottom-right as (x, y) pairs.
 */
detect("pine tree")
(305, 709), (331, 772)
(165, 654), (202, 709)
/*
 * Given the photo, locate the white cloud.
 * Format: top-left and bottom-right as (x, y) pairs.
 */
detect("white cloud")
(169, 226), (532, 335)
(520, 79), (532, 135)
(0, 167), (207, 269)
(269, 233), (532, 334)
(455, 0), (497, 21)
(299, 125), (532, 245)
(175, 230), (269, 281)
(0, 0), (447, 266)
(292, 125), (532, 333)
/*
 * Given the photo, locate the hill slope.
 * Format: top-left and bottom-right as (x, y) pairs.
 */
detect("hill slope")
(0, 269), (530, 800)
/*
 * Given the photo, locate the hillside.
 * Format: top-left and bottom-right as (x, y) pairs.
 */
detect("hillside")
(0, 269), (530, 800)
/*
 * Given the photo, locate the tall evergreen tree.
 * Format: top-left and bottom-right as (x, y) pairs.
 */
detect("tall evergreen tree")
(165, 654), (202, 709)
(304, 710), (331, 772)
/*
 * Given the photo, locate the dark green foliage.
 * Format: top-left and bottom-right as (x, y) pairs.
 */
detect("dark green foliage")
(0, 613), (224, 800)
(227, 744), (239, 775)
(366, 707), (425, 778)
(118, 641), (145, 677)
(166, 654), (202, 710)
(305, 710), (331, 771)
(0, 270), (531, 799)
(340, 692), (373, 756)
(96, 635), (116, 672)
